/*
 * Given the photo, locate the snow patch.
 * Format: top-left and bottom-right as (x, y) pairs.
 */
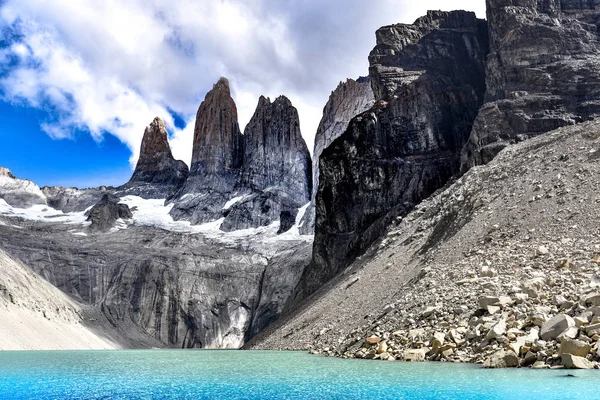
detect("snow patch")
(222, 195), (248, 210)
(0, 199), (89, 225)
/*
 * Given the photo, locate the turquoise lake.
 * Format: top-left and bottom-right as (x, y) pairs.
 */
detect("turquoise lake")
(0, 350), (598, 399)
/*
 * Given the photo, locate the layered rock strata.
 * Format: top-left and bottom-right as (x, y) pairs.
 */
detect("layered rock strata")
(300, 11), (489, 296)
(299, 77), (375, 235)
(462, 0), (600, 169)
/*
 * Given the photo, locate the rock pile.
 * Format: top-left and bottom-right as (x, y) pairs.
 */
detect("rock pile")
(339, 238), (600, 369)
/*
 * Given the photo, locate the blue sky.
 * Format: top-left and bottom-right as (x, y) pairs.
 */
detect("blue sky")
(0, 0), (484, 188)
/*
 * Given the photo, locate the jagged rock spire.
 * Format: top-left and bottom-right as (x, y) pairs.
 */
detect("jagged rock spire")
(120, 117), (188, 199)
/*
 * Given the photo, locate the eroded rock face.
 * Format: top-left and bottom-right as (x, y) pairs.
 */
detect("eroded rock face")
(299, 77), (375, 235)
(170, 78), (244, 223)
(461, 0), (600, 169)
(300, 11), (489, 296)
(0, 215), (312, 349)
(119, 117), (188, 199)
(222, 96), (311, 232)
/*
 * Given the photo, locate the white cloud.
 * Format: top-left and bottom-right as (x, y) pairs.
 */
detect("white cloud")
(0, 0), (485, 170)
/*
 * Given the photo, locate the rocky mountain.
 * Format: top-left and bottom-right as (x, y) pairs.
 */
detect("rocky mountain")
(249, 117), (600, 369)
(462, 0), (600, 169)
(0, 170), (313, 349)
(119, 117), (188, 199)
(170, 78), (312, 234)
(170, 78), (244, 224)
(221, 95), (312, 233)
(0, 167), (47, 208)
(299, 77), (375, 235)
(299, 11), (489, 297)
(86, 194), (132, 232)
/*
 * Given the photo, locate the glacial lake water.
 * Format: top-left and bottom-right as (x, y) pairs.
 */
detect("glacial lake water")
(0, 350), (598, 399)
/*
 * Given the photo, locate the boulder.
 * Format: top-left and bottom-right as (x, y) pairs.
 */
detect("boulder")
(485, 319), (507, 341)
(404, 349), (427, 362)
(366, 336), (381, 345)
(540, 314), (576, 341)
(561, 354), (594, 369)
(483, 350), (519, 368)
(479, 296), (513, 310)
(584, 293), (600, 307)
(559, 339), (592, 358)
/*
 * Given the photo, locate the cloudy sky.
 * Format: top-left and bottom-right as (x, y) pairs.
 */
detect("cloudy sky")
(0, 0), (485, 187)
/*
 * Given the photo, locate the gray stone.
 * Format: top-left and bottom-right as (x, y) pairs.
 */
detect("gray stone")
(404, 348), (427, 362)
(302, 10), (489, 297)
(299, 77), (374, 235)
(483, 350), (519, 368)
(561, 354), (594, 369)
(559, 339), (592, 358)
(540, 314), (576, 341)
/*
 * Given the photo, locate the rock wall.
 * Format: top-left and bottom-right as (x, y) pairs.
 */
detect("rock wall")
(299, 11), (489, 296)
(461, 0), (600, 169)
(0, 217), (312, 349)
(299, 77), (375, 235)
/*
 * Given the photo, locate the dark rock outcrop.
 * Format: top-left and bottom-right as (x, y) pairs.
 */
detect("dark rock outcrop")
(299, 77), (375, 235)
(170, 78), (244, 224)
(42, 186), (110, 213)
(461, 0), (600, 169)
(299, 11), (489, 296)
(221, 96), (311, 233)
(119, 117), (188, 199)
(86, 194), (132, 232)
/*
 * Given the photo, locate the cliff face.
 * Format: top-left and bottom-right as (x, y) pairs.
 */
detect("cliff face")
(0, 202), (312, 349)
(221, 96), (312, 232)
(119, 117), (188, 199)
(170, 78), (244, 224)
(299, 11), (489, 296)
(462, 0), (600, 169)
(299, 77), (375, 235)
